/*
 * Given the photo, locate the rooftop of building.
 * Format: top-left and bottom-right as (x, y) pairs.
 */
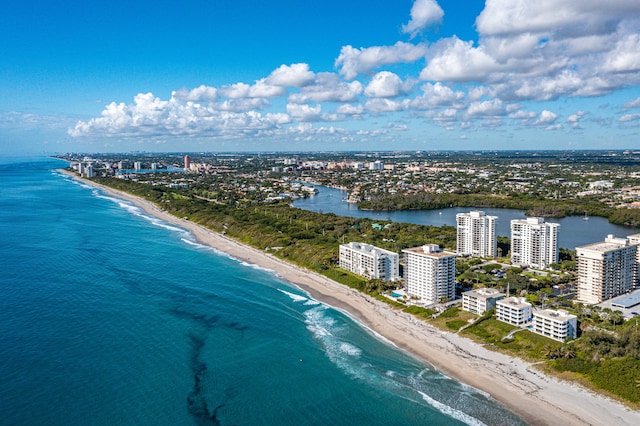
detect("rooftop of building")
(534, 309), (576, 321)
(497, 297), (532, 309)
(402, 244), (456, 259)
(463, 288), (505, 299)
(341, 242), (397, 256)
(598, 289), (640, 320)
(576, 234), (636, 252)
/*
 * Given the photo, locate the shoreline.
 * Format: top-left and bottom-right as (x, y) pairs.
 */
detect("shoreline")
(62, 170), (640, 425)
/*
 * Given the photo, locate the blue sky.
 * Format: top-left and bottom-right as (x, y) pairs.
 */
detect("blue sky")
(1, 0), (640, 154)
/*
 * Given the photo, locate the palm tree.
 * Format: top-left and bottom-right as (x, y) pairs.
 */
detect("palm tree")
(562, 346), (576, 359)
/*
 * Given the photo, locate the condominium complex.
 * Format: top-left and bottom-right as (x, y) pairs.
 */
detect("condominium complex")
(461, 288), (505, 315)
(496, 297), (532, 326)
(576, 234), (638, 305)
(402, 244), (456, 304)
(533, 309), (577, 341)
(627, 233), (640, 285)
(456, 210), (497, 258)
(339, 242), (400, 282)
(510, 217), (559, 269)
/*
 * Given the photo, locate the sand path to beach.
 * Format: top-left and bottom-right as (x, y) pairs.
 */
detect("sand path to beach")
(64, 170), (640, 426)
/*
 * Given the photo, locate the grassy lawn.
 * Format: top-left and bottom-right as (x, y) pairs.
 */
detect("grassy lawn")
(461, 318), (517, 343)
(429, 307), (477, 332)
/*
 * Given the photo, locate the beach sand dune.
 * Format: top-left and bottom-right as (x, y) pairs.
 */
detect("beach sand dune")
(65, 171), (640, 426)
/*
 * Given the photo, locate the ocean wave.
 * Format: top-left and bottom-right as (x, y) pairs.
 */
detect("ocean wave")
(338, 342), (362, 357)
(237, 260), (279, 276)
(181, 238), (211, 250)
(277, 289), (309, 303)
(417, 390), (487, 426)
(92, 190), (195, 243)
(305, 306), (489, 425)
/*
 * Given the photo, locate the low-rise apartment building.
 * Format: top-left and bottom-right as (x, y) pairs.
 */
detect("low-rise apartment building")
(533, 309), (577, 341)
(496, 297), (532, 326)
(461, 288), (505, 315)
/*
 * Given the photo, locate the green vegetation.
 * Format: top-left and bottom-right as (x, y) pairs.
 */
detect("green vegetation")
(359, 192), (616, 220)
(549, 323), (640, 405)
(91, 174), (640, 408)
(402, 305), (437, 319)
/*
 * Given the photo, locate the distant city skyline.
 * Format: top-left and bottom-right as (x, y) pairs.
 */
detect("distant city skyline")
(2, 0), (640, 154)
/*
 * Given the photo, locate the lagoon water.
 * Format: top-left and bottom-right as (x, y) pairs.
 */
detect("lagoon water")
(293, 185), (638, 250)
(0, 157), (526, 425)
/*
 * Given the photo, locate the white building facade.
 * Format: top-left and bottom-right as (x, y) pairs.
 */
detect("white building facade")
(510, 217), (559, 269)
(339, 242), (399, 282)
(576, 234), (638, 305)
(402, 244), (456, 304)
(496, 297), (532, 326)
(462, 288), (505, 315)
(533, 309), (577, 341)
(456, 210), (497, 258)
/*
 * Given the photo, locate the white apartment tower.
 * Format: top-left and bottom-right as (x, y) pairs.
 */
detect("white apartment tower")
(456, 210), (497, 258)
(510, 217), (559, 269)
(576, 234), (638, 305)
(627, 233), (640, 287)
(339, 242), (399, 282)
(403, 244), (456, 304)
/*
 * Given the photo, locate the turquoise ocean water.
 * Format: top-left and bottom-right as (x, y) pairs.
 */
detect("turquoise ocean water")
(0, 157), (527, 425)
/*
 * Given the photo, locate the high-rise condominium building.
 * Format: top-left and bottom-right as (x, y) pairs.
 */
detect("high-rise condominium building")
(510, 217), (559, 269)
(184, 155), (191, 171)
(576, 234), (638, 304)
(339, 242), (399, 282)
(402, 244), (456, 304)
(456, 210), (497, 258)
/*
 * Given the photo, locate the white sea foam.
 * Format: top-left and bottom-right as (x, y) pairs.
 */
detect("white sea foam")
(338, 342), (362, 357)
(277, 289), (309, 303)
(417, 390), (487, 426)
(238, 260), (278, 275)
(181, 238), (210, 250)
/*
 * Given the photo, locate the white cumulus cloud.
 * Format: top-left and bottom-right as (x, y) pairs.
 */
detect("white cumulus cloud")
(534, 110), (558, 126)
(288, 73), (363, 103)
(286, 103), (323, 122)
(402, 0), (444, 37)
(265, 63), (315, 87)
(364, 71), (407, 98)
(335, 42), (428, 80)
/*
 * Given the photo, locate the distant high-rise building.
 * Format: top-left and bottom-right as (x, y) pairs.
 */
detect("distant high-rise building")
(576, 234), (638, 304)
(403, 244), (456, 303)
(510, 217), (559, 269)
(456, 210), (497, 258)
(369, 160), (384, 170)
(151, 163), (157, 171)
(339, 242), (399, 282)
(184, 155), (191, 170)
(133, 161), (142, 170)
(85, 164), (94, 178)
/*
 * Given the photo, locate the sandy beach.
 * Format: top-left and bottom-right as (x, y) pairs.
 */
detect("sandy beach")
(64, 170), (640, 425)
